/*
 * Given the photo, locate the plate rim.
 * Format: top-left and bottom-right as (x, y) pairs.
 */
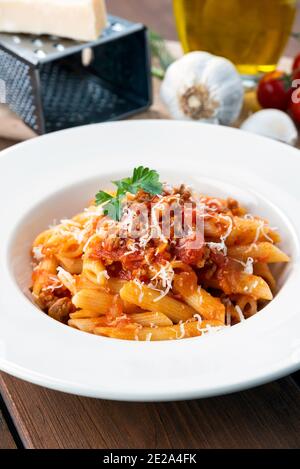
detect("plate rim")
(1, 119), (300, 401)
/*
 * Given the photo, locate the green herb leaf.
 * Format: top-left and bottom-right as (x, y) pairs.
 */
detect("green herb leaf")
(131, 166), (162, 194)
(95, 167), (163, 221)
(112, 178), (132, 195)
(103, 197), (122, 221)
(95, 191), (113, 205)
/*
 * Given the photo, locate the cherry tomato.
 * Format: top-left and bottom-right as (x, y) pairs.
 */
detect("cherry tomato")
(257, 71), (292, 111)
(292, 53), (300, 72)
(289, 101), (300, 126)
(292, 68), (300, 81)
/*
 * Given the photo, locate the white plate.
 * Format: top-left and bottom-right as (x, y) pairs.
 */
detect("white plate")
(0, 120), (300, 402)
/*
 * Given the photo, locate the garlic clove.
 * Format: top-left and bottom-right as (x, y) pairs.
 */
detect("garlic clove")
(161, 52), (218, 123)
(240, 109), (298, 146)
(160, 51), (244, 125)
(203, 56), (244, 125)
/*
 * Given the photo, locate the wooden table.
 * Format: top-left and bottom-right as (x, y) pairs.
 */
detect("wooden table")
(1, 1), (300, 450)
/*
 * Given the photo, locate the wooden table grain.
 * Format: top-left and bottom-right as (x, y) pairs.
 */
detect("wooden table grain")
(1, 372), (300, 449)
(1, 0), (300, 450)
(0, 407), (16, 449)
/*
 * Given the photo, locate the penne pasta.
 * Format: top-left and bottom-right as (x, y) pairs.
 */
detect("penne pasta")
(228, 242), (290, 263)
(82, 258), (108, 286)
(72, 288), (114, 313)
(31, 168), (290, 341)
(69, 309), (104, 319)
(226, 217), (280, 246)
(173, 272), (225, 323)
(38, 256), (58, 274)
(253, 262), (276, 291)
(235, 295), (257, 319)
(94, 319), (224, 341)
(68, 317), (107, 333)
(75, 274), (102, 292)
(128, 311), (173, 327)
(57, 266), (77, 295)
(122, 301), (144, 315)
(120, 281), (196, 323)
(220, 271), (273, 300)
(107, 277), (126, 294)
(56, 254), (83, 274)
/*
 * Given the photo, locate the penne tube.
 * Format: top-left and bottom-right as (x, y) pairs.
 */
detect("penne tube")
(235, 295), (257, 319)
(226, 217), (280, 246)
(68, 317), (107, 333)
(57, 266), (77, 295)
(32, 271), (52, 297)
(94, 324), (138, 340)
(57, 254), (83, 274)
(120, 281), (196, 323)
(128, 311), (173, 327)
(254, 262), (276, 291)
(219, 271), (273, 300)
(228, 242), (290, 263)
(69, 309), (104, 319)
(82, 257), (108, 286)
(204, 217), (228, 239)
(75, 274), (102, 291)
(173, 272), (225, 323)
(122, 301), (144, 315)
(58, 238), (83, 258)
(38, 256), (58, 274)
(94, 319), (224, 341)
(108, 277), (126, 294)
(107, 279), (143, 313)
(72, 288), (114, 313)
(170, 260), (193, 272)
(224, 300), (239, 325)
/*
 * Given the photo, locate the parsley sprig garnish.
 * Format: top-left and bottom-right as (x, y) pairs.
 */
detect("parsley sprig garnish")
(95, 166), (163, 221)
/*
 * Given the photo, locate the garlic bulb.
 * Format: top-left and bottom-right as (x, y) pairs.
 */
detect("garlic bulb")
(160, 51), (244, 125)
(241, 109), (298, 146)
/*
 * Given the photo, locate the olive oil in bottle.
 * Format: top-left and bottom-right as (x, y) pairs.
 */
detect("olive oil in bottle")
(173, 0), (296, 76)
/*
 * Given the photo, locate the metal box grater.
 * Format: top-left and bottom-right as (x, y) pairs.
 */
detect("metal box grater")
(0, 15), (152, 134)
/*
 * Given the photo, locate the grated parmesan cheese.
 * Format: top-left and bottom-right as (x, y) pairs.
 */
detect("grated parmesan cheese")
(232, 256), (254, 275)
(206, 214), (233, 255)
(193, 314), (203, 331)
(42, 282), (63, 292)
(150, 262), (175, 302)
(250, 280), (259, 292)
(235, 305), (245, 322)
(133, 278), (145, 303)
(32, 246), (44, 261)
(244, 257), (254, 274)
(177, 321), (186, 339)
(252, 219), (274, 246)
(57, 266), (76, 294)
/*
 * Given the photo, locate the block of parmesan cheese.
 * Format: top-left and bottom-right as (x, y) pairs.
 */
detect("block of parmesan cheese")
(0, 0), (107, 42)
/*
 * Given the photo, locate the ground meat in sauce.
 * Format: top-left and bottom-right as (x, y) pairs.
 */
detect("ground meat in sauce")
(174, 234), (205, 265)
(48, 297), (75, 323)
